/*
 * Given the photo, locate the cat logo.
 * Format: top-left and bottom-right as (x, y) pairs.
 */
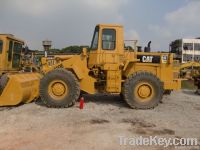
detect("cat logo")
(142, 56), (153, 63)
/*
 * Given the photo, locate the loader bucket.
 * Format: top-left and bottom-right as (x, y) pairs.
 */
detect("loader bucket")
(0, 73), (42, 106)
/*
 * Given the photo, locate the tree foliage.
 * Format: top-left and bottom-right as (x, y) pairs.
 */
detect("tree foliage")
(48, 45), (89, 54)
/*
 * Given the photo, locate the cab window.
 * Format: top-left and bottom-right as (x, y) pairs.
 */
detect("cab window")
(0, 40), (3, 53)
(12, 42), (22, 68)
(91, 27), (99, 50)
(102, 29), (116, 50)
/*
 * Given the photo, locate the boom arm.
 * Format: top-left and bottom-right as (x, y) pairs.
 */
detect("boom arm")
(180, 62), (200, 70)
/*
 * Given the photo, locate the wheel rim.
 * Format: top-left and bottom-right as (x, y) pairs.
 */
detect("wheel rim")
(134, 82), (154, 102)
(48, 80), (68, 100)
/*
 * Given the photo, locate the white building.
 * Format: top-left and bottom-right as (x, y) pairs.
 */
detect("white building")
(170, 38), (200, 63)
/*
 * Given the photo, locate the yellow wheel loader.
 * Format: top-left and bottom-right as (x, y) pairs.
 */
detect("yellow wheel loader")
(179, 62), (200, 95)
(40, 24), (181, 109)
(0, 34), (41, 106)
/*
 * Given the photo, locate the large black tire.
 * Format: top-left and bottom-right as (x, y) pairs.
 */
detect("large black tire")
(0, 74), (9, 95)
(40, 68), (80, 108)
(122, 72), (163, 109)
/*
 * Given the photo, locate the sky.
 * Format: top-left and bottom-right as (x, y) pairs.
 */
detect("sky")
(0, 0), (200, 51)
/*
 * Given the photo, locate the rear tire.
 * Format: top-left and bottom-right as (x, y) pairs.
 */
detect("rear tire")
(40, 68), (80, 108)
(123, 72), (163, 109)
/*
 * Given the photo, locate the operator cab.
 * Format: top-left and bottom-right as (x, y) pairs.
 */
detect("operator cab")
(88, 24), (124, 68)
(0, 34), (24, 75)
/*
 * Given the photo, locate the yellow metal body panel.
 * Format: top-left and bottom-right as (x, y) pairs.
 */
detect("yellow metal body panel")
(0, 73), (42, 106)
(106, 70), (121, 92)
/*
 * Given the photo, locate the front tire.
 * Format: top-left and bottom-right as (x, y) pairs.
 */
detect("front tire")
(40, 68), (80, 108)
(123, 72), (163, 109)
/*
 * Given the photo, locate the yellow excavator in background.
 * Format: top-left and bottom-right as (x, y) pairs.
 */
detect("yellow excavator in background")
(0, 34), (41, 106)
(180, 62), (200, 94)
(169, 39), (200, 94)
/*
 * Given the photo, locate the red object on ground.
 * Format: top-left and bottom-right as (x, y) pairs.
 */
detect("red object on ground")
(79, 97), (84, 109)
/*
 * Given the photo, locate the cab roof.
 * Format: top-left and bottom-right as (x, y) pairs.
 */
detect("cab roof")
(96, 24), (123, 28)
(0, 34), (24, 44)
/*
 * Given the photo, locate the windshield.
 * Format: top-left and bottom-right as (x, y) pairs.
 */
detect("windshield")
(0, 40), (3, 54)
(90, 27), (99, 50)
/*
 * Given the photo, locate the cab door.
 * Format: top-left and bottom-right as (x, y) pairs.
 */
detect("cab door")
(88, 27), (119, 67)
(100, 28), (118, 64)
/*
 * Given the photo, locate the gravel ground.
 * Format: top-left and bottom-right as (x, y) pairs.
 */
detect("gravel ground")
(0, 90), (200, 150)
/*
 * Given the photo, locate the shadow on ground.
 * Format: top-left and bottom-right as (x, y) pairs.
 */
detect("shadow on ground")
(35, 94), (130, 108)
(83, 94), (129, 108)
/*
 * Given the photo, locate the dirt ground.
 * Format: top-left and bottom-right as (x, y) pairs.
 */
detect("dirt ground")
(0, 90), (200, 150)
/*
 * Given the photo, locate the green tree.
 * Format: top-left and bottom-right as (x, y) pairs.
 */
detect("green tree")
(61, 45), (89, 54)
